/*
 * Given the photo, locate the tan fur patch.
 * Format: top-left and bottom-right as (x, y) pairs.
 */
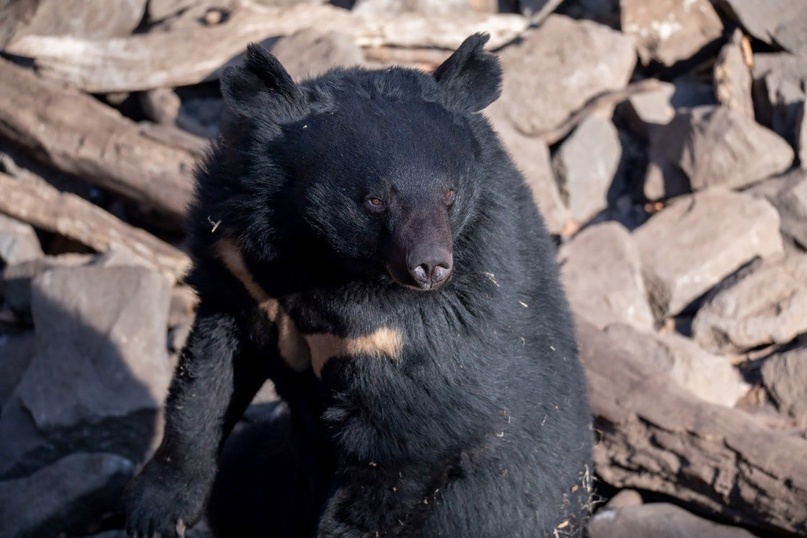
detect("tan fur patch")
(216, 239), (307, 371)
(306, 327), (403, 377)
(216, 239), (280, 321)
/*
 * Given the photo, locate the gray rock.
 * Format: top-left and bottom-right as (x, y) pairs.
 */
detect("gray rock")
(633, 188), (784, 318)
(714, 0), (807, 55)
(752, 53), (807, 153)
(645, 106), (794, 200)
(714, 29), (754, 118)
(1, 254), (94, 318)
(0, 331), (36, 410)
(589, 502), (758, 538)
(559, 222), (654, 330)
(604, 323), (747, 406)
(747, 169), (807, 248)
(604, 489), (643, 509)
(761, 344), (807, 428)
(619, 79), (716, 140)
(553, 114), (622, 223)
(139, 88), (182, 125)
(488, 119), (569, 234)
(270, 28), (365, 81)
(693, 255), (807, 353)
(0, 214), (42, 267)
(147, 0), (203, 22)
(1, 0), (146, 47)
(0, 452), (133, 538)
(488, 15), (635, 136)
(0, 265), (172, 479)
(621, 0), (723, 67)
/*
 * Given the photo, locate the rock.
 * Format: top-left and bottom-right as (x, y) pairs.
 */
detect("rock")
(0, 331), (36, 410)
(619, 79), (715, 139)
(621, 0), (723, 67)
(559, 222), (654, 330)
(748, 169), (807, 248)
(489, 120), (569, 234)
(692, 255), (807, 353)
(761, 343), (807, 428)
(488, 15), (635, 136)
(799, 102), (807, 167)
(714, 29), (754, 118)
(269, 28), (365, 81)
(553, 114), (622, 223)
(604, 489), (643, 509)
(645, 106), (794, 200)
(633, 188), (784, 318)
(1, 254), (94, 318)
(604, 323), (746, 406)
(0, 452), (133, 538)
(714, 0), (807, 55)
(0, 265), (172, 479)
(752, 53), (807, 153)
(588, 503), (758, 538)
(0, 0), (147, 48)
(353, 0), (497, 14)
(139, 88), (182, 125)
(0, 214), (42, 267)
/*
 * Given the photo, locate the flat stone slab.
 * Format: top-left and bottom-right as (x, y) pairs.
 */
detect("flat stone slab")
(559, 222), (654, 330)
(645, 106), (794, 200)
(0, 265), (172, 479)
(693, 255), (807, 353)
(633, 188), (784, 318)
(622, 0), (723, 67)
(488, 14), (635, 136)
(553, 114), (621, 223)
(605, 323), (746, 407)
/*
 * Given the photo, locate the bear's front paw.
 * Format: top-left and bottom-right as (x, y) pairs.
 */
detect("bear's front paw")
(124, 460), (211, 538)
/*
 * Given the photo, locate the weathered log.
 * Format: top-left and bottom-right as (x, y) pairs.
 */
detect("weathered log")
(579, 321), (807, 537)
(3, 2), (528, 93)
(0, 58), (195, 221)
(0, 172), (190, 282)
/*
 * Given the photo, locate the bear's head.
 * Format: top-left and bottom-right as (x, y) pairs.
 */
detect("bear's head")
(216, 34), (502, 291)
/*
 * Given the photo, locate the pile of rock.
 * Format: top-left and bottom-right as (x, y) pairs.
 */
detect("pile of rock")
(1, 0), (806, 536)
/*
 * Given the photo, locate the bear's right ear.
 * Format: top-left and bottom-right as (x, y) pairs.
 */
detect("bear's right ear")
(433, 33), (502, 113)
(220, 44), (303, 118)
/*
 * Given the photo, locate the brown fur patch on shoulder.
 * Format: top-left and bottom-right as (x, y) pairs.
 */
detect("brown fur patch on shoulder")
(276, 309), (311, 372)
(215, 239), (279, 321)
(306, 327), (403, 377)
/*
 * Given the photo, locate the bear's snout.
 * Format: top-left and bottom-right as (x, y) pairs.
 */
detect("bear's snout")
(405, 244), (453, 290)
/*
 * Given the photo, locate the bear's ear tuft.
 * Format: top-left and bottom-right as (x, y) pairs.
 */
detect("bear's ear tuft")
(220, 44), (303, 118)
(433, 33), (502, 113)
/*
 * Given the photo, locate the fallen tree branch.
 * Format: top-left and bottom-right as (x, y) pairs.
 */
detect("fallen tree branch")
(0, 58), (195, 221)
(579, 321), (807, 537)
(0, 172), (190, 282)
(4, 2), (528, 93)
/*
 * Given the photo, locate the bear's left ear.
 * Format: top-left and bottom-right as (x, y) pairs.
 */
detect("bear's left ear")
(433, 33), (502, 113)
(220, 43), (304, 119)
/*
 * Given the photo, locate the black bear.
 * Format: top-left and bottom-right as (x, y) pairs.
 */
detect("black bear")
(124, 33), (592, 538)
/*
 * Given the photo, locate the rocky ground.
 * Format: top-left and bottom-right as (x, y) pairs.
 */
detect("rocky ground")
(1, 0), (806, 536)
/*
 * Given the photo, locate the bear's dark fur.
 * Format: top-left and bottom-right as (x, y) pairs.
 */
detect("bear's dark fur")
(124, 34), (592, 538)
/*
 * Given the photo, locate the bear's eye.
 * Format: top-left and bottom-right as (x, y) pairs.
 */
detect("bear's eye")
(444, 189), (456, 206)
(365, 197), (386, 211)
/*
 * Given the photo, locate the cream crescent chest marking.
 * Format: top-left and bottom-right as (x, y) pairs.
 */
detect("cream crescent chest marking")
(215, 238), (403, 377)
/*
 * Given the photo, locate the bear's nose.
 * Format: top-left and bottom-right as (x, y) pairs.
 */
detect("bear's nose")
(408, 247), (453, 289)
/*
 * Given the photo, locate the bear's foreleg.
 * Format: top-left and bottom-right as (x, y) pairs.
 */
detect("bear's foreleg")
(125, 306), (268, 538)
